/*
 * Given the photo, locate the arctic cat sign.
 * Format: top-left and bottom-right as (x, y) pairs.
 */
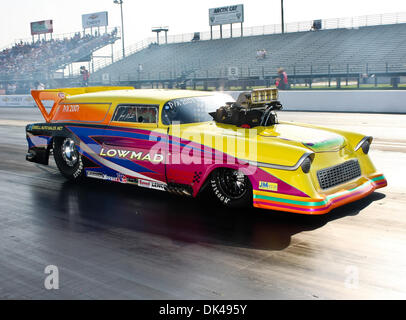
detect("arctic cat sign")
(209, 4), (244, 26)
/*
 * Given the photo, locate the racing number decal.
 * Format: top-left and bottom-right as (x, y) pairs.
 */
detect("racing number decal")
(62, 105), (80, 113)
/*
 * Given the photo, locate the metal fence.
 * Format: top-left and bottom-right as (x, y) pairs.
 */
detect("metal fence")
(11, 26), (121, 46)
(91, 61), (406, 84)
(88, 11), (406, 74)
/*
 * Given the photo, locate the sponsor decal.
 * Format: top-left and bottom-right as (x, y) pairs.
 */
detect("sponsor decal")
(99, 148), (164, 163)
(62, 105), (80, 113)
(126, 177), (138, 184)
(259, 181), (278, 192)
(138, 179), (152, 188)
(136, 179), (166, 191)
(86, 171), (127, 183)
(32, 125), (63, 131)
(104, 173), (127, 183)
(151, 182), (166, 191)
(86, 171), (104, 179)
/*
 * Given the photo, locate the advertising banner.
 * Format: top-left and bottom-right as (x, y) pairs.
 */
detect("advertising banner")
(0, 95), (36, 107)
(0, 95), (55, 107)
(30, 20), (53, 35)
(209, 4), (244, 26)
(82, 11), (109, 29)
(228, 67), (239, 80)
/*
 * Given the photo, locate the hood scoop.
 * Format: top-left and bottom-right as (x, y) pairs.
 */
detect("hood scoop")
(260, 124), (345, 152)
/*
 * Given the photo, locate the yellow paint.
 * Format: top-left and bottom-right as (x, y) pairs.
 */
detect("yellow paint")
(52, 87), (383, 202)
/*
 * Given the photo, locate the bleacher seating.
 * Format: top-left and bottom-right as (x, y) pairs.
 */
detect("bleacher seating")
(91, 23), (406, 83)
(0, 30), (119, 80)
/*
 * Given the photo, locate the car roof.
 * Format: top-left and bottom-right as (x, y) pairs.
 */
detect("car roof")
(64, 89), (228, 104)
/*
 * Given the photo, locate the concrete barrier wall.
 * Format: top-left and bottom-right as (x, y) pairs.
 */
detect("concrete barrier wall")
(2, 90), (406, 113)
(224, 90), (406, 113)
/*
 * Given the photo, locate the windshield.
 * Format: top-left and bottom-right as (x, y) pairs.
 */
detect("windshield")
(161, 94), (234, 125)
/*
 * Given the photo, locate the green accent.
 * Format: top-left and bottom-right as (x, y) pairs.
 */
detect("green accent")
(326, 181), (367, 200)
(254, 175), (385, 207)
(371, 175), (385, 182)
(304, 136), (345, 152)
(253, 194), (328, 207)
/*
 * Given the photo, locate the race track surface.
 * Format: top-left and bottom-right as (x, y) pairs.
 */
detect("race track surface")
(0, 108), (405, 299)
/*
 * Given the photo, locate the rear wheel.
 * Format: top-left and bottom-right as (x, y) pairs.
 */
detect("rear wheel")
(53, 137), (84, 180)
(210, 168), (252, 208)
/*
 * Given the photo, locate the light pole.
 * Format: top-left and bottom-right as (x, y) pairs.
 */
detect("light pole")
(114, 0), (125, 58)
(281, 0), (285, 34)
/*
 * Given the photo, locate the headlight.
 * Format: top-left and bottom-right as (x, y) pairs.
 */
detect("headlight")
(361, 140), (370, 154)
(355, 136), (372, 154)
(301, 156), (312, 173)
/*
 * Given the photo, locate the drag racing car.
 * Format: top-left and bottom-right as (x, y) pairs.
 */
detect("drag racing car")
(26, 86), (387, 214)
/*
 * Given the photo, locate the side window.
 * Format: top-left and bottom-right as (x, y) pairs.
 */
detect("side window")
(112, 105), (158, 124)
(136, 106), (157, 123)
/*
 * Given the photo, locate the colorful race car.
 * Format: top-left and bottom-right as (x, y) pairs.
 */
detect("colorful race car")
(26, 86), (387, 214)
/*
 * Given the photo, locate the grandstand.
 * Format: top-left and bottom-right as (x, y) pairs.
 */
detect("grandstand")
(90, 15), (406, 89)
(2, 12), (406, 92)
(0, 28), (119, 94)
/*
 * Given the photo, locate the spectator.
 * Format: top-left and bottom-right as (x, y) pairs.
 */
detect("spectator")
(34, 81), (45, 90)
(256, 49), (267, 60)
(7, 83), (17, 94)
(137, 64), (143, 80)
(362, 73), (369, 84)
(80, 66), (90, 87)
(277, 68), (288, 90)
(0, 30), (118, 82)
(275, 77), (281, 88)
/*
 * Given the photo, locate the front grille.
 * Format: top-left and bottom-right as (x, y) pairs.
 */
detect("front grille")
(317, 160), (361, 190)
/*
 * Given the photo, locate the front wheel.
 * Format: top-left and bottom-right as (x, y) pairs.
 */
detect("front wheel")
(210, 168), (252, 208)
(53, 137), (84, 180)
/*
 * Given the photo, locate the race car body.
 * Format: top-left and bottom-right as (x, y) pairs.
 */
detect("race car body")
(26, 87), (387, 214)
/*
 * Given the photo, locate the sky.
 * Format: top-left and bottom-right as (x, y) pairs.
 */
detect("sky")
(1, 0), (406, 50)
